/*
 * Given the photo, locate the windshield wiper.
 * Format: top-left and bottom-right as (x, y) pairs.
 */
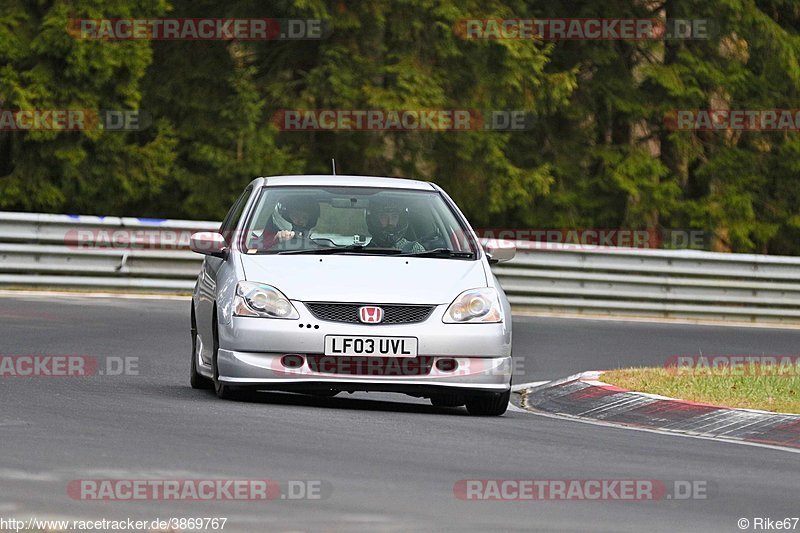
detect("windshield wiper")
(278, 245), (403, 256)
(400, 248), (475, 259)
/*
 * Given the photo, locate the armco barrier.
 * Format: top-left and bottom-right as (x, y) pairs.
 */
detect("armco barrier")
(1, 211), (799, 324)
(496, 242), (800, 323)
(0, 212), (216, 291)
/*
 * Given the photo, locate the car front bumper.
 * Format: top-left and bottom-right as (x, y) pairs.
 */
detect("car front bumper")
(214, 302), (512, 393)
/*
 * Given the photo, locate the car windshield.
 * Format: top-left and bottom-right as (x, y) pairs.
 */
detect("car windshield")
(240, 186), (478, 258)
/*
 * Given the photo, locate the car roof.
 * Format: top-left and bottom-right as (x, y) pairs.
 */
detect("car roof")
(253, 175), (436, 191)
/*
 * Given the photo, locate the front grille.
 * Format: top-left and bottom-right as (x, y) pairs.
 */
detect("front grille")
(307, 356), (434, 376)
(305, 303), (434, 325)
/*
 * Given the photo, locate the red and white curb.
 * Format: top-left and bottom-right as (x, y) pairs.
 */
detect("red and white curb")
(515, 371), (800, 452)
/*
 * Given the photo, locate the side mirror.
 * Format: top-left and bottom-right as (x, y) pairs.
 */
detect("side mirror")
(482, 239), (516, 264)
(190, 232), (227, 258)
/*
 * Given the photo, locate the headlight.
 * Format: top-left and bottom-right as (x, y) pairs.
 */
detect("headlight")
(234, 281), (299, 319)
(443, 288), (503, 323)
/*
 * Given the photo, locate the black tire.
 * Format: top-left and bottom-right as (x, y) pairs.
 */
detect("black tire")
(465, 390), (510, 416)
(430, 394), (464, 408)
(211, 307), (244, 400)
(190, 305), (212, 389)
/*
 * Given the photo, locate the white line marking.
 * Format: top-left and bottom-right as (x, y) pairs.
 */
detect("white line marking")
(0, 289), (190, 301)
(2, 291), (800, 328)
(0, 469), (61, 481)
(511, 380), (549, 392)
(511, 309), (800, 330)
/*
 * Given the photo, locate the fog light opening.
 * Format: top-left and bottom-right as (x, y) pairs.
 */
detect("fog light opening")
(435, 358), (458, 372)
(281, 354), (305, 369)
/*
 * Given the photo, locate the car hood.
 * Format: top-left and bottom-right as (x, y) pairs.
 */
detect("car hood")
(239, 254), (487, 304)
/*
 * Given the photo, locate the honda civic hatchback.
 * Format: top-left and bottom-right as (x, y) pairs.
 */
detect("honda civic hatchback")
(189, 175), (515, 415)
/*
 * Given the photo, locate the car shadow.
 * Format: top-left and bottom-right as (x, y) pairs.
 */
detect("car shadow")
(197, 386), (473, 416)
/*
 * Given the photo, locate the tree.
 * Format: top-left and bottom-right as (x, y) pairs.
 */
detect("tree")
(0, 0), (177, 216)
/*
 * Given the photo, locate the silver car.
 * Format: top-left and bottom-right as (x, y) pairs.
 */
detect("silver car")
(189, 175), (515, 415)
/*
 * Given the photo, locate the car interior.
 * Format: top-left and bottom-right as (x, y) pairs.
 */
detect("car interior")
(244, 191), (471, 253)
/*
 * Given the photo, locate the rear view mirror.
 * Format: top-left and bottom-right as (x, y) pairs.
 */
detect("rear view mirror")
(330, 198), (363, 208)
(190, 232), (227, 258)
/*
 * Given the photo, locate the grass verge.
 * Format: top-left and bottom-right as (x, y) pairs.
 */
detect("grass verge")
(602, 367), (800, 414)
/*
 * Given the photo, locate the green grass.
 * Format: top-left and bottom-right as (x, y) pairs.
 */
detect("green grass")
(602, 367), (800, 414)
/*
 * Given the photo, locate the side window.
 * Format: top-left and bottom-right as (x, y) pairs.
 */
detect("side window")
(219, 185), (253, 244)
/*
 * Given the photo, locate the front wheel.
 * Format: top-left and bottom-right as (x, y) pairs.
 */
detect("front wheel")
(211, 308), (245, 401)
(190, 305), (212, 390)
(465, 390), (510, 416)
(214, 375), (244, 400)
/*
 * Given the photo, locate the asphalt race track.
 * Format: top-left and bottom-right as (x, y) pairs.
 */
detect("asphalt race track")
(2, 293), (800, 532)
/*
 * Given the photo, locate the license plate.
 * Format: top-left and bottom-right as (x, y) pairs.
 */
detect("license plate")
(324, 336), (418, 357)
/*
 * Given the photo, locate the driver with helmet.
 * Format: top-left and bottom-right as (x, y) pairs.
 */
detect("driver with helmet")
(264, 194), (320, 248)
(366, 197), (424, 253)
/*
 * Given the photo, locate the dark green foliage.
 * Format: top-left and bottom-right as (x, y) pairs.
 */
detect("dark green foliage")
(1, 0), (799, 253)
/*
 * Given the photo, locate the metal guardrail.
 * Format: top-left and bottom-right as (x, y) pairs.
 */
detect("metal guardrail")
(1, 211), (798, 324)
(0, 212), (216, 291)
(497, 242), (800, 323)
